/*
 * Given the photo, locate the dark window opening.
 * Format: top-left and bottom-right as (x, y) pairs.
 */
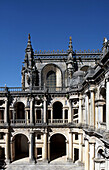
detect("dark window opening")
(65, 110), (68, 119)
(0, 133), (4, 139)
(53, 102), (63, 119)
(48, 110), (51, 119)
(14, 102), (25, 119)
(103, 104), (106, 123)
(74, 148), (79, 162)
(37, 148), (42, 159)
(37, 134), (41, 139)
(46, 71), (56, 88)
(36, 110), (41, 119)
(75, 134), (78, 140)
(0, 110), (4, 119)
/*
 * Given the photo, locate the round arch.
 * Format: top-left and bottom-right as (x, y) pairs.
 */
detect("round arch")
(80, 65), (89, 72)
(50, 133), (66, 161)
(14, 102), (25, 119)
(41, 64), (63, 88)
(12, 134), (29, 161)
(53, 101), (63, 119)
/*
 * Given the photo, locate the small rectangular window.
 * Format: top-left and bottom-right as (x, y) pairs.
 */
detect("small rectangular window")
(37, 134), (41, 139)
(75, 134), (78, 140)
(37, 148), (42, 159)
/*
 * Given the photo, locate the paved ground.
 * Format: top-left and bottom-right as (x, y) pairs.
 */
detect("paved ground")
(6, 156), (85, 170)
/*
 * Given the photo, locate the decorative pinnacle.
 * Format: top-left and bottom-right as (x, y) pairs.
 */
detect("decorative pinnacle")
(28, 33), (31, 42)
(68, 36), (73, 52)
(103, 37), (107, 46)
(27, 33), (32, 49)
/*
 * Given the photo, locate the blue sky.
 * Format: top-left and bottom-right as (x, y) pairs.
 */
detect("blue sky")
(0, 0), (109, 87)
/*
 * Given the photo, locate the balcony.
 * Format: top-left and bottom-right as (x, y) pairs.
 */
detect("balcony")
(0, 86), (67, 93)
(48, 119), (68, 124)
(10, 119), (30, 125)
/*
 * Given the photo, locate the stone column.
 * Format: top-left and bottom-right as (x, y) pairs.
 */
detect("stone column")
(85, 93), (89, 125)
(79, 134), (83, 162)
(66, 140), (69, 160)
(43, 131), (47, 161)
(85, 138), (89, 170)
(29, 131), (34, 163)
(5, 132), (10, 164)
(43, 97), (47, 123)
(63, 108), (65, 123)
(95, 104), (98, 129)
(4, 99), (8, 124)
(97, 102), (104, 128)
(90, 87), (95, 127)
(68, 100), (72, 123)
(106, 76), (109, 130)
(48, 140), (50, 162)
(51, 108), (53, 123)
(30, 98), (34, 124)
(68, 132), (73, 161)
(79, 94), (82, 124)
(89, 142), (95, 170)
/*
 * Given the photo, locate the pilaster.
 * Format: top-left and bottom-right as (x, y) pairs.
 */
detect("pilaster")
(5, 132), (10, 164)
(43, 96), (47, 123)
(68, 131), (73, 161)
(106, 75), (109, 130)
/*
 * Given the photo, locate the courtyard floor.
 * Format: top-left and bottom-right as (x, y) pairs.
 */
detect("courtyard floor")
(5, 156), (84, 170)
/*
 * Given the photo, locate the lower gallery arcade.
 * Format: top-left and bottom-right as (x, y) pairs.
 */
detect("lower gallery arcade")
(2, 128), (83, 163)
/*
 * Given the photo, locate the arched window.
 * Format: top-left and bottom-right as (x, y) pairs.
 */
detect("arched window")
(46, 71), (56, 88)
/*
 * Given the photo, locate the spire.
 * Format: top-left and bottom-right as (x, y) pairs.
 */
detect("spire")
(68, 36), (73, 53)
(26, 33), (33, 52)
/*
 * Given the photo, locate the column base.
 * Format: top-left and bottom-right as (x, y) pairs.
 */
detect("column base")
(42, 159), (48, 163)
(29, 158), (35, 164)
(67, 158), (73, 162)
(5, 159), (11, 164)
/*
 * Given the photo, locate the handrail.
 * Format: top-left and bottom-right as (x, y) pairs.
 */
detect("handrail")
(48, 119), (68, 124)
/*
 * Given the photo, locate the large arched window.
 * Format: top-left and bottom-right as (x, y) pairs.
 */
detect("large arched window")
(46, 71), (56, 88)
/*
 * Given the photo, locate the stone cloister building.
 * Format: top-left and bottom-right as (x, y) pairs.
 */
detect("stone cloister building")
(0, 34), (109, 170)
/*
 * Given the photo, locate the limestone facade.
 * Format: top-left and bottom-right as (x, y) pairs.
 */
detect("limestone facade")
(0, 34), (109, 170)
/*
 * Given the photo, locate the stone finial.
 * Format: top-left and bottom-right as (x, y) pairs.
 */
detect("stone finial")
(103, 37), (107, 46)
(68, 36), (73, 52)
(28, 33), (31, 40)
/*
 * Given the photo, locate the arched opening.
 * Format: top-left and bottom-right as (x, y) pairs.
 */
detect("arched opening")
(14, 102), (25, 119)
(50, 134), (66, 161)
(53, 102), (62, 119)
(14, 134), (29, 160)
(0, 147), (5, 168)
(41, 64), (62, 88)
(46, 70), (56, 88)
(97, 149), (104, 158)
